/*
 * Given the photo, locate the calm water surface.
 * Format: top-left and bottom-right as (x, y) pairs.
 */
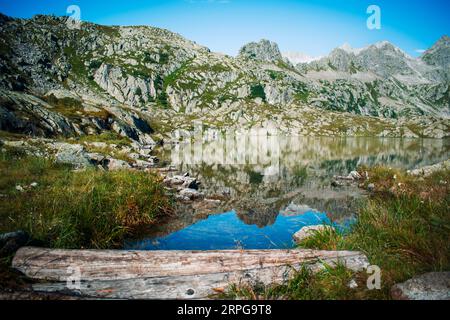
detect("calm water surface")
(125, 136), (449, 250)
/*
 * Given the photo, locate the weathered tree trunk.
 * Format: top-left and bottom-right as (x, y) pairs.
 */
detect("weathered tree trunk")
(13, 247), (369, 299)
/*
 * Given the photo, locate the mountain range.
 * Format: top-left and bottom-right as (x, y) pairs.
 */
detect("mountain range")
(0, 13), (449, 143)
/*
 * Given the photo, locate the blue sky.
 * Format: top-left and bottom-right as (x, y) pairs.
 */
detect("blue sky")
(0, 0), (449, 57)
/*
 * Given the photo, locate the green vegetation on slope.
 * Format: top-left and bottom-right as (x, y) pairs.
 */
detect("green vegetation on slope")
(250, 84), (266, 101)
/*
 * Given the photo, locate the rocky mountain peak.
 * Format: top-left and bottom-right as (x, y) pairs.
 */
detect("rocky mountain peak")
(238, 39), (283, 62)
(429, 35), (450, 48)
(422, 35), (450, 69)
(364, 41), (407, 57)
(0, 12), (11, 23)
(338, 43), (364, 55)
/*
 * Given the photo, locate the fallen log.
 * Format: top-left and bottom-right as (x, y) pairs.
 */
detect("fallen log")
(13, 247), (369, 299)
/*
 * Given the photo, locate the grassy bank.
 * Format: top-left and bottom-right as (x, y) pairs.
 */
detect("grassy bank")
(226, 166), (450, 300)
(0, 147), (173, 249)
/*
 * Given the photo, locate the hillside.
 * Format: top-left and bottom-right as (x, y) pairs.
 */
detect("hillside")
(0, 14), (449, 142)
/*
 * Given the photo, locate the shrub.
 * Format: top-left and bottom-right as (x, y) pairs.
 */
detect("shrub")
(250, 84), (266, 101)
(88, 60), (102, 70)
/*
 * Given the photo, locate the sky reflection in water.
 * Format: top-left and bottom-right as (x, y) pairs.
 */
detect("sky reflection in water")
(125, 210), (353, 250)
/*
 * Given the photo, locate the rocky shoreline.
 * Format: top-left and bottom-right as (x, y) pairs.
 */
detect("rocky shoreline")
(0, 136), (217, 204)
(0, 135), (449, 300)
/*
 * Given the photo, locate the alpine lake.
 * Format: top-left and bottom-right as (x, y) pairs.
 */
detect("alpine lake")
(124, 135), (450, 251)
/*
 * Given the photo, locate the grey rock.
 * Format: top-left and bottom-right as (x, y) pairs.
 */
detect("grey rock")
(87, 152), (106, 164)
(293, 225), (335, 243)
(0, 90), (77, 138)
(348, 279), (358, 289)
(238, 39), (283, 62)
(105, 158), (131, 171)
(175, 194), (191, 202)
(391, 272), (450, 300)
(422, 35), (450, 79)
(349, 171), (362, 180)
(179, 188), (204, 200)
(133, 159), (154, 169)
(408, 159), (450, 177)
(94, 63), (156, 106)
(53, 143), (93, 168)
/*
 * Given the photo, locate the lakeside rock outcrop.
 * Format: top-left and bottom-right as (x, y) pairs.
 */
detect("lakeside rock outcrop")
(408, 159), (450, 177)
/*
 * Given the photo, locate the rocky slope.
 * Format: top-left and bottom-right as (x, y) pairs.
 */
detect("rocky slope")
(0, 13), (449, 141)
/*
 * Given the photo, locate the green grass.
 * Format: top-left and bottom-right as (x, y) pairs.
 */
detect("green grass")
(224, 263), (380, 300)
(43, 94), (84, 117)
(96, 25), (120, 38)
(0, 130), (29, 140)
(64, 46), (86, 79)
(225, 166), (450, 300)
(294, 91), (310, 103)
(293, 82), (312, 104)
(299, 167), (450, 299)
(77, 131), (132, 147)
(0, 148), (173, 249)
(268, 70), (284, 81)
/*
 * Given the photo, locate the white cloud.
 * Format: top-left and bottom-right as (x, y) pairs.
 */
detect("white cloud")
(415, 49), (426, 54)
(282, 51), (322, 64)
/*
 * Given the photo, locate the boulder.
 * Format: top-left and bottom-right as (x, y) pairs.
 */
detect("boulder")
(87, 152), (106, 164)
(133, 159), (154, 169)
(0, 231), (30, 256)
(179, 188), (204, 200)
(164, 175), (200, 190)
(349, 171), (362, 180)
(52, 143), (93, 168)
(138, 147), (154, 157)
(293, 225), (335, 243)
(408, 160), (450, 177)
(128, 153), (141, 160)
(391, 272), (450, 300)
(105, 158), (131, 171)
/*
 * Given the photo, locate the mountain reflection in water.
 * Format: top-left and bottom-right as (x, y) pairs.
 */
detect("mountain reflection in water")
(126, 136), (449, 250)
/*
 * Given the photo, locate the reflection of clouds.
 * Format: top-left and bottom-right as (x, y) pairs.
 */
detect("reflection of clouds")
(133, 137), (449, 249)
(167, 136), (449, 219)
(172, 132), (281, 170)
(280, 203), (317, 217)
(171, 135), (448, 178)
